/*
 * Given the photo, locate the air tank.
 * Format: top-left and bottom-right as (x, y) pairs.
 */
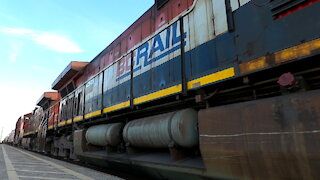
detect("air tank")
(123, 108), (198, 148)
(86, 123), (123, 146)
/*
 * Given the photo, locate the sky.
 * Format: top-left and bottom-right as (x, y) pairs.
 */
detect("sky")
(0, 0), (154, 140)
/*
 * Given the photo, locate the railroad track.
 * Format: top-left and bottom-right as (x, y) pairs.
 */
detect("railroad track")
(0, 144), (144, 180)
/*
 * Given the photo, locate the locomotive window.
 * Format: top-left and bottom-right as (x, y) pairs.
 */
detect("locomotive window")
(156, 0), (169, 9)
(66, 82), (75, 93)
(43, 101), (49, 110)
(60, 82), (75, 98)
(60, 88), (68, 98)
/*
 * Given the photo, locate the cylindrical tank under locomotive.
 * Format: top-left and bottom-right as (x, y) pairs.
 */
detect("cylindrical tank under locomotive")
(86, 123), (123, 147)
(123, 108), (198, 148)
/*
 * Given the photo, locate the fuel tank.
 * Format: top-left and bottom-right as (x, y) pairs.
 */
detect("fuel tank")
(86, 123), (123, 146)
(123, 108), (198, 148)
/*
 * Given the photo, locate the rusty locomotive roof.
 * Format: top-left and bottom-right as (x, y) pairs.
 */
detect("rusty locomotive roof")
(51, 61), (88, 90)
(36, 92), (60, 107)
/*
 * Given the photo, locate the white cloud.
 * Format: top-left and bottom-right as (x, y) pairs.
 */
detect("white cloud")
(7, 41), (23, 63)
(30, 33), (82, 53)
(0, 27), (82, 53)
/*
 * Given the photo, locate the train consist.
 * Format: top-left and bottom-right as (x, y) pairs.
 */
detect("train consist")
(3, 130), (15, 145)
(8, 0), (320, 179)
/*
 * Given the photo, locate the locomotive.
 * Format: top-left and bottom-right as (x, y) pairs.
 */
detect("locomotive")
(12, 0), (320, 179)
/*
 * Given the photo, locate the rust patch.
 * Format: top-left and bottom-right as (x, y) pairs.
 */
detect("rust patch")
(199, 90), (320, 179)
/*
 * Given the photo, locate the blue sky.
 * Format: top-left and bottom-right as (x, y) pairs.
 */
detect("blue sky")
(0, 0), (154, 140)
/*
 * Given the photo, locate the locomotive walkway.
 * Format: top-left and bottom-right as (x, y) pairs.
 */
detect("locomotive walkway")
(0, 144), (123, 180)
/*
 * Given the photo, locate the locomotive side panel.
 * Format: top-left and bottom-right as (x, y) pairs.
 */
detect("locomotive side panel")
(58, 98), (67, 127)
(73, 86), (85, 122)
(66, 93), (75, 124)
(235, 0), (320, 64)
(48, 102), (59, 129)
(79, 0), (194, 87)
(84, 73), (103, 119)
(103, 55), (131, 113)
(14, 117), (23, 146)
(186, 0), (236, 90)
(132, 21), (187, 104)
(48, 106), (54, 129)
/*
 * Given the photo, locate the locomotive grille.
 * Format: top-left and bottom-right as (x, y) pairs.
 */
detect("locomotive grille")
(270, 0), (307, 17)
